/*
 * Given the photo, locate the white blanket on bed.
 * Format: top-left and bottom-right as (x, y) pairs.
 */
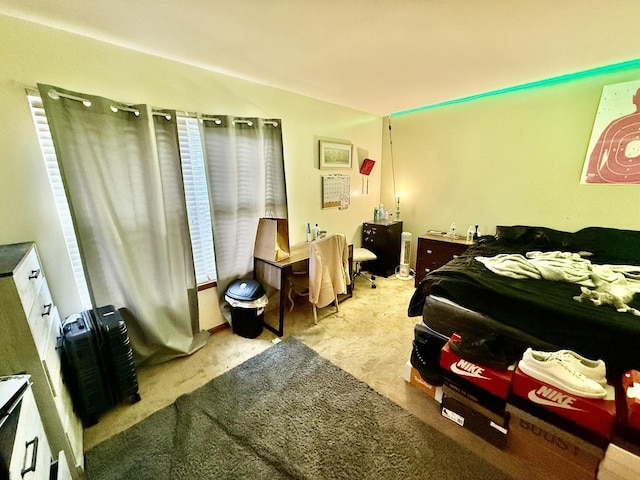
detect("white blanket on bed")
(476, 251), (640, 287)
(475, 251), (640, 315)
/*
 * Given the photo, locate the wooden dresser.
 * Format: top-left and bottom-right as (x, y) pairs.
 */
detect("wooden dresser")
(0, 243), (83, 478)
(415, 233), (473, 286)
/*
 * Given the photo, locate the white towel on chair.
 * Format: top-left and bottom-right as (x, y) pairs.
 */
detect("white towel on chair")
(309, 234), (350, 308)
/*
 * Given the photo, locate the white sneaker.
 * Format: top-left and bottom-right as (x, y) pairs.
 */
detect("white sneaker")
(519, 348), (607, 399)
(532, 349), (607, 385)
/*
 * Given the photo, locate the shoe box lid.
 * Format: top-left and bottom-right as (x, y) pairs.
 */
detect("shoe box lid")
(439, 337), (514, 399)
(403, 362), (443, 403)
(511, 365), (616, 439)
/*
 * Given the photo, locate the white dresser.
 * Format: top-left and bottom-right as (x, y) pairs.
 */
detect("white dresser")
(0, 243), (83, 478)
(0, 375), (71, 480)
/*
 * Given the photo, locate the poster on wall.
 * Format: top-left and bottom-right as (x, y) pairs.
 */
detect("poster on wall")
(581, 79), (640, 184)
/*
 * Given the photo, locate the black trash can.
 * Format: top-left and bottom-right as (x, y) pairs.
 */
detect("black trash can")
(224, 279), (268, 338)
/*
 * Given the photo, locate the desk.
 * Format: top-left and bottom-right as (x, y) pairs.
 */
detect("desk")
(254, 242), (353, 336)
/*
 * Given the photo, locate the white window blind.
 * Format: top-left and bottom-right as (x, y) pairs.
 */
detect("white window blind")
(176, 115), (217, 284)
(27, 93), (93, 309)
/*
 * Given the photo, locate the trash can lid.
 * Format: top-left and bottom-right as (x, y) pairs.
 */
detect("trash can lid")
(225, 279), (266, 302)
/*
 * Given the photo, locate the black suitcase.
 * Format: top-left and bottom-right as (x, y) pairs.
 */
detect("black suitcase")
(61, 311), (113, 425)
(61, 305), (140, 426)
(93, 305), (140, 404)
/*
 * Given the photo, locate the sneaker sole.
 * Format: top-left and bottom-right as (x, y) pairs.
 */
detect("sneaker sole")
(518, 361), (606, 399)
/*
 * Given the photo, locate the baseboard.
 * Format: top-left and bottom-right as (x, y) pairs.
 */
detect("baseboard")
(208, 322), (230, 335)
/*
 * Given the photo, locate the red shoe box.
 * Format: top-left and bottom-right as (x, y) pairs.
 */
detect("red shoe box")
(511, 365), (616, 439)
(439, 336), (514, 399)
(622, 369), (640, 431)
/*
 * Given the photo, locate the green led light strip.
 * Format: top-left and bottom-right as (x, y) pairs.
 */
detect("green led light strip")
(389, 58), (640, 117)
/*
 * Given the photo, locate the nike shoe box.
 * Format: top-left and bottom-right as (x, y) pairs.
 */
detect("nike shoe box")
(622, 369), (640, 432)
(403, 361), (443, 403)
(506, 403), (605, 480)
(441, 385), (509, 449)
(439, 339), (515, 399)
(511, 365), (616, 439)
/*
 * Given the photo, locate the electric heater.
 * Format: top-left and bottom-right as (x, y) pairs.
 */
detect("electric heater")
(396, 231), (412, 280)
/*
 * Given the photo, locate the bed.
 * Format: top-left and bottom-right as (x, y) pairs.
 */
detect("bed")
(408, 225), (640, 377)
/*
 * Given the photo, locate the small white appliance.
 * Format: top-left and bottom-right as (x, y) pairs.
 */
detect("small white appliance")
(396, 231), (412, 280)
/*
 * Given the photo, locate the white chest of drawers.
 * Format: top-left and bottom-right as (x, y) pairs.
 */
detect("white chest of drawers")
(0, 243), (83, 478)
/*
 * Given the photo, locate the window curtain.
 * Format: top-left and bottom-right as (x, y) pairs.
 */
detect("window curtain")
(38, 84), (208, 366)
(200, 116), (287, 318)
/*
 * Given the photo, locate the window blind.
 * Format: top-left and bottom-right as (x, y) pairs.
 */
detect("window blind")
(176, 115), (217, 284)
(27, 93), (93, 309)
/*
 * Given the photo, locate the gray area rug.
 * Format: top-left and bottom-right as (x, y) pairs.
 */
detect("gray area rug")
(86, 338), (512, 479)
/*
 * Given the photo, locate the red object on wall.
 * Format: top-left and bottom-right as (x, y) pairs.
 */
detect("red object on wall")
(360, 158), (375, 175)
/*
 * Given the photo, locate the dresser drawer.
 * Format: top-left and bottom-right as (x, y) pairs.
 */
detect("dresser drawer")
(42, 306), (63, 397)
(13, 246), (45, 318)
(415, 235), (471, 286)
(54, 450), (72, 480)
(26, 282), (55, 357)
(9, 388), (53, 480)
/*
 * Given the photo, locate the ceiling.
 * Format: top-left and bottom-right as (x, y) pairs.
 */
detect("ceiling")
(2, 0), (640, 116)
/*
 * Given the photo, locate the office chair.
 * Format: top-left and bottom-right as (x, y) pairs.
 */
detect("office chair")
(352, 247), (377, 288)
(287, 233), (350, 324)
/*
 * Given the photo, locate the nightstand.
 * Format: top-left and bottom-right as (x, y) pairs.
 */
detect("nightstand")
(361, 220), (403, 277)
(415, 233), (473, 286)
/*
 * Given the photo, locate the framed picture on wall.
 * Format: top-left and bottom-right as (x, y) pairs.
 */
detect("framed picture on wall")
(319, 141), (352, 169)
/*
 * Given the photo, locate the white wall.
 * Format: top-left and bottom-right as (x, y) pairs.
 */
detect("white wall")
(0, 15), (383, 329)
(380, 68), (640, 268)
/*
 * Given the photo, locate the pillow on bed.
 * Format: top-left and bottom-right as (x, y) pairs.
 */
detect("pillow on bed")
(494, 225), (571, 250)
(494, 225), (640, 266)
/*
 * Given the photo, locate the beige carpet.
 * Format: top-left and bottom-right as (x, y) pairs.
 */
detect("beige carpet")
(83, 275), (555, 479)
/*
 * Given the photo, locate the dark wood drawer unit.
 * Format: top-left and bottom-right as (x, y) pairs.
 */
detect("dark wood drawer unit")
(415, 234), (472, 286)
(362, 220), (403, 278)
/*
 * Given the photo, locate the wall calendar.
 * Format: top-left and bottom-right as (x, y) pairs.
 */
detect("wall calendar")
(322, 174), (350, 209)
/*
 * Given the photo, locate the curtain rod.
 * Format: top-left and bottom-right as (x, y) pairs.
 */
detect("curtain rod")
(199, 115), (278, 127)
(27, 88), (275, 125)
(46, 88), (92, 107)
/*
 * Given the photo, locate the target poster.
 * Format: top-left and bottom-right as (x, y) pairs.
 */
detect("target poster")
(581, 79), (640, 184)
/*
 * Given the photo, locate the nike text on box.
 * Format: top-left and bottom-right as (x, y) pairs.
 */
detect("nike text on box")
(511, 365), (616, 439)
(403, 362), (443, 403)
(439, 340), (514, 399)
(441, 394), (508, 449)
(506, 404), (605, 480)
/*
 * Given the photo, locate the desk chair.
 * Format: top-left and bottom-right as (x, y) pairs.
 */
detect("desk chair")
(352, 247), (377, 288)
(287, 233), (350, 324)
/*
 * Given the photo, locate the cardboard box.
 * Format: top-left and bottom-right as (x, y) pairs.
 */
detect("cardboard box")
(403, 361), (443, 403)
(441, 393), (508, 448)
(507, 404), (605, 480)
(598, 443), (640, 480)
(511, 365), (616, 439)
(439, 339), (514, 399)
